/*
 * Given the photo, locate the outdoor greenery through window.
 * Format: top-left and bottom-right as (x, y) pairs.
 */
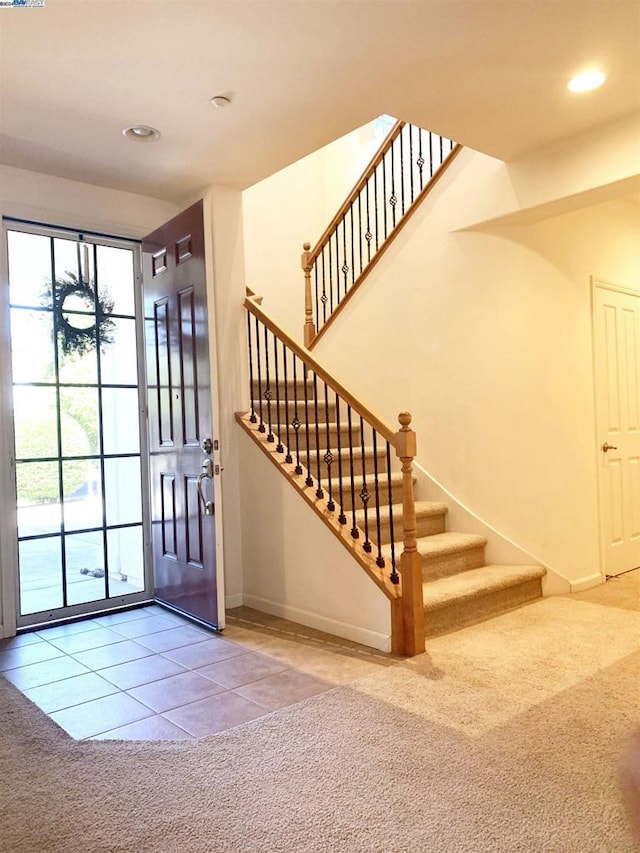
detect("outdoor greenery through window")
(7, 227), (147, 618)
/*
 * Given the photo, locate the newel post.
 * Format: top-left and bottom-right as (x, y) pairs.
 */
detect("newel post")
(394, 412), (425, 656)
(301, 242), (316, 348)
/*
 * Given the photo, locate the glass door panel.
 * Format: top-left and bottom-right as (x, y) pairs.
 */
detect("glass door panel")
(5, 225), (150, 626)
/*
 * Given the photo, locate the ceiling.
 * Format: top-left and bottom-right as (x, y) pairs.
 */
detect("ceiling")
(0, 0), (639, 202)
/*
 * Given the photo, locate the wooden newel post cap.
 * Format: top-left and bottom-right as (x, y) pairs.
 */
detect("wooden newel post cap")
(395, 412), (416, 458)
(303, 242), (311, 251)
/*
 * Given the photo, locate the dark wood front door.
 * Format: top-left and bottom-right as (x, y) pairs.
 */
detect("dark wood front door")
(142, 200), (221, 628)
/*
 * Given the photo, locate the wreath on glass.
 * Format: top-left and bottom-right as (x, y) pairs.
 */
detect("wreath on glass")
(42, 272), (115, 357)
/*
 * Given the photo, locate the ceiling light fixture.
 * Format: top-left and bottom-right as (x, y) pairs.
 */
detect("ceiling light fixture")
(210, 95), (231, 109)
(567, 69), (607, 93)
(122, 125), (161, 142)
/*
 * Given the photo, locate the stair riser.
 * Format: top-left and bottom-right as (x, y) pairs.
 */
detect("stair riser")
(421, 546), (485, 580)
(282, 426), (361, 452)
(307, 451), (389, 478)
(424, 578), (543, 637)
(314, 478), (404, 514)
(376, 513), (446, 546)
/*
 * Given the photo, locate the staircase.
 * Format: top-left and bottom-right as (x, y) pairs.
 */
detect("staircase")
(238, 118), (545, 655)
(238, 295), (545, 654)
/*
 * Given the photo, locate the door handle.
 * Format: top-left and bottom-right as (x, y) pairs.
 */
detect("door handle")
(601, 443), (618, 453)
(196, 459), (214, 516)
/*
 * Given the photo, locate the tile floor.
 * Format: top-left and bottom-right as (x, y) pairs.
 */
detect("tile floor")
(0, 604), (391, 740)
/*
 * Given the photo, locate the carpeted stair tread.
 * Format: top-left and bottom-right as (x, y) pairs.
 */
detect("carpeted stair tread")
(423, 564), (546, 611)
(380, 531), (486, 563)
(354, 500), (448, 525)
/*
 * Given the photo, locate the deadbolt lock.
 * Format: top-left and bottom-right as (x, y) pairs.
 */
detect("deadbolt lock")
(201, 437), (213, 454)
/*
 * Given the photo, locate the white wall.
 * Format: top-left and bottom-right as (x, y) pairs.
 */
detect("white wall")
(239, 430), (392, 650)
(312, 151), (640, 586)
(0, 167), (181, 637)
(242, 121), (385, 339)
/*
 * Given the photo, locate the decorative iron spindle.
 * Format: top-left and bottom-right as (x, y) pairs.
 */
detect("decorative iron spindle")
(350, 207), (355, 286)
(303, 364), (313, 487)
(282, 342), (292, 463)
(341, 214), (348, 297)
(347, 405), (358, 539)
(409, 125), (414, 204)
(372, 429), (385, 568)
(247, 312), (257, 423)
(360, 416), (372, 553)
(292, 354), (303, 474)
(321, 250), (327, 324)
(382, 151), (388, 239)
(263, 323), (274, 442)
(390, 141), (397, 228)
(417, 128), (424, 191)
(365, 180), (372, 263)
(327, 239), (333, 314)
(255, 315), (265, 432)
(335, 393), (346, 524)
(373, 169), (379, 251)
(386, 441), (399, 583)
(273, 333), (283, 453)
(400, 127), (405, 215)
(324, 381), (335, 511)
(313, 373), (323, 499)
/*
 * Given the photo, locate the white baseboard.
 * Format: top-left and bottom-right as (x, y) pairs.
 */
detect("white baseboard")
(242, 594), (392, 653)
(225, 593), (244, 610)
(570, 573), (604, 592)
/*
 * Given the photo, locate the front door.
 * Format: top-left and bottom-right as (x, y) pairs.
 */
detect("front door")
(593, 280), (640, 578)
(142, 200), (223, 628)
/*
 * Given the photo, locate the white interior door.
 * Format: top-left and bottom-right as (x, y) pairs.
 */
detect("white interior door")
(593, 280), (640, 577)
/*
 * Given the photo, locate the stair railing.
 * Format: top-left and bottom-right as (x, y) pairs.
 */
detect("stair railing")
(302, 120), (461, 348)
(240, 292), (424, 656)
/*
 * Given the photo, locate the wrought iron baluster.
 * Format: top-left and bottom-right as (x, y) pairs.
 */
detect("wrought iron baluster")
(324, 381), (335, 511)
(360, 416), (372, 553)
(255, 315), (265, 432)
(373, 168), (379, 252)
(335, 393), (346, 524)
(390, 138), (397, 228)
(273, 333), (283, 453)
(263, 323), (274, 442)
(439, 133), (443, 167)
(429, 131), (434, 177)
(247, 312), (257, 423)
(400, 126), (405, 215)
(347, 405), (359, 539)
(350, 205), (355, 286)
(282, 341), (292, 463)
(313, 373), (323, 498)
(365, 179), (372, 263)
(417, 127), (425, 192)
(321, 248), (327, 326)
(358, 194), (363, 275)
(292, 355), (303, 474)
(386, 442), (399, 583)
(303, 364), (313, 487)
(327, 239), (334, 315)
(341, 214), (348, 298)
(314, 264), (319, 336)
(382, 148), (388, 239)
(409, 124), (415, 204)
(335, 229), (340, 306)
(372, 429), (384, 568)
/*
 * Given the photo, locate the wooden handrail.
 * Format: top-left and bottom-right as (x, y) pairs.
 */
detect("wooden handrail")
(309, 119), (405, 261)
(245, 293), (396, 443)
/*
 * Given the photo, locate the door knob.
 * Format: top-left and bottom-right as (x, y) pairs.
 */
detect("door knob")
(601, 442), (618, 452)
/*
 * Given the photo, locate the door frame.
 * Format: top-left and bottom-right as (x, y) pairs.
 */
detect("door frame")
(591, 276), (640, 580)
(0, 218), (154, 635)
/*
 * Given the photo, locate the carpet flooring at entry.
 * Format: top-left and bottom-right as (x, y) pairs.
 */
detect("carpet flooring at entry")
(1, 596), (639, 852)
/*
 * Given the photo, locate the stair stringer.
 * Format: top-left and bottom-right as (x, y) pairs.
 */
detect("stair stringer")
(236, 412), (400, 651)
(412, 461), (569, 595)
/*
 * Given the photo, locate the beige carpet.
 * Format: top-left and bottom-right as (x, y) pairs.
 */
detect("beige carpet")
(1, 595), (639, 852)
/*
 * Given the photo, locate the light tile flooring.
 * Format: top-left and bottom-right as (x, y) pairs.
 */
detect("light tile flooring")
(0, 605), (392, 740)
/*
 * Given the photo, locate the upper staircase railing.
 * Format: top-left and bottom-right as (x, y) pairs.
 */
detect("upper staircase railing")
(238, 291), (425, 656)
(302, 120), (461, 347)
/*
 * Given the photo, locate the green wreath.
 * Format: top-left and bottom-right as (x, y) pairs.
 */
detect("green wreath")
(43, 272), (115, 357)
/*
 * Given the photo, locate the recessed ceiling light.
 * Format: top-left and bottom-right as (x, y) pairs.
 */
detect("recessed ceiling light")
(567, 69), (607, 93)
(122, 125), (161, 142)
(210, 95), (231, 109)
